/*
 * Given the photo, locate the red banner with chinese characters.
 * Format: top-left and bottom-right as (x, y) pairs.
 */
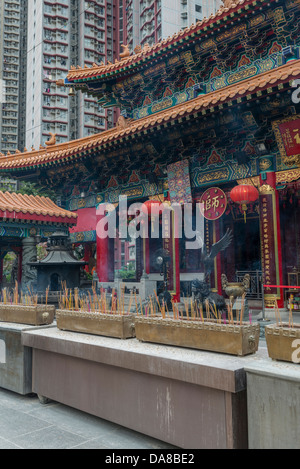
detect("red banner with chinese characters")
(272, 115), (300, 166)
(199, 187), (227, 221)
(259, 190), (281, 304)
(277, 118), (300, 157)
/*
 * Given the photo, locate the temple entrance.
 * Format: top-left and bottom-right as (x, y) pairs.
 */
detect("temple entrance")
(222, 213), (262, 299)
(233, 219), (261, 272)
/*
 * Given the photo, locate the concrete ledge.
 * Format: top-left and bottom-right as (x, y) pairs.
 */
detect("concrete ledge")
(22, 327), (270, 448)
(22, 328), (252, 393)
(0, 322), (54, 395)
(245, 360), (300, 449)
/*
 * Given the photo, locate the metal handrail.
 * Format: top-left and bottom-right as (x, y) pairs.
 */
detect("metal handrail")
(236, 270), (263, 299)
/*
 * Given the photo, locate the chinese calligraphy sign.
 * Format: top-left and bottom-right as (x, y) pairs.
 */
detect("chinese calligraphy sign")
(259, 186), (282, 305)
(272, 115), (300, 166)
(200, 187), (227, 221)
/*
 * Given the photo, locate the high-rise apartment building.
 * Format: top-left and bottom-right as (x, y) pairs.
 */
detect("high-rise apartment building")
(1, 1), (223, 153)
(0, 0), (27, 154)
(25, 0), (115, 150)
(120, 0), (223, 51)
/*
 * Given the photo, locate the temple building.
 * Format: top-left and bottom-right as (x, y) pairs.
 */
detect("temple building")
(0, 191), (77, 290)
(0, 0), (299, 311)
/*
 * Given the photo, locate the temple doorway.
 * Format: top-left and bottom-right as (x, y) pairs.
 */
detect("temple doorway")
(233, 219), (261, 272)
(222, 213), (262, 299)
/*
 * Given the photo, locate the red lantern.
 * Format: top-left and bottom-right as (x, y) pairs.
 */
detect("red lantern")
(141, 200), (161, 217)
(230, 184), (259, 222)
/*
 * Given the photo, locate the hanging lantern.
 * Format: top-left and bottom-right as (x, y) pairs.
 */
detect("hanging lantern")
(230, 184), (259, 223)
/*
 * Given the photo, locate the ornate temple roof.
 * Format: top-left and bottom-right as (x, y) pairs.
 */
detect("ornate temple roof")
(0, 191), (77, 225)
(65, 0), (265, 83)
(0, 60), (299, 172)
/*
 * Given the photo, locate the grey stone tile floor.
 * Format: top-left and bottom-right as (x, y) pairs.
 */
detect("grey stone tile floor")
(0, 387), (176, 449)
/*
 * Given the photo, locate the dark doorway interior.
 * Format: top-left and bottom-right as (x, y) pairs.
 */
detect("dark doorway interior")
(233, 218), (261, 271)
(50, 273), (61, 291)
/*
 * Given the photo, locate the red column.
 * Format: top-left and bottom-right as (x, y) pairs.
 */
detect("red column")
(96, 209), (114, 282)
(259, 167), (284, 309)
(213, 220), (223, 296)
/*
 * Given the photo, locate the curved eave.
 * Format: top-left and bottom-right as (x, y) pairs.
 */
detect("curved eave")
(0, 191), (78, 225)
(1, 60), (299, 173)
(0, 211), (77, 226)
(66, 0), (277, 83)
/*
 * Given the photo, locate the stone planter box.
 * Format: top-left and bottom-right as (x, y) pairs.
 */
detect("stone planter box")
(0, 304), (55, 326)
(56, 310), (136, 339)
(265, 323), (300, 363)
(135, 317), (260, 356)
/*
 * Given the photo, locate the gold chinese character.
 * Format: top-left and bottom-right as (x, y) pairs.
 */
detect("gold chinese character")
(205, 196), (211, 211)
(211, 196), (220, 210)
(293, 129), (300, 144)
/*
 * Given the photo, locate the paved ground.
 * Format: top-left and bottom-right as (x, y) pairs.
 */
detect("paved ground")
(0, 387), (176, 449)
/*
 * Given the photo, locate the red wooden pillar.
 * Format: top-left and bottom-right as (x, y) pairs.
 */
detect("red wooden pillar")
(259, 156), (284, 309)
(213, 219), (223, 296)
(96, 207), (115, 282)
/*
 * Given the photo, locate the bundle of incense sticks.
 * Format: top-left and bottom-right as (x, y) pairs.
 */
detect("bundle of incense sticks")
(58, 286), (134, 316)
(274, 299), (282, 326)
(45, 286), (50, 306)
(288, 298), (294, 328)
(1, 282), (39, 306)
(239, 293), (246, 325)
(227, 300), (234, 325)
(134, 291), (252, 326)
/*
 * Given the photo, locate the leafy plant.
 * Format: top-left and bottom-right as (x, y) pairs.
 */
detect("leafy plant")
(17, 181), (57, 200)
(116, 263), (136, 280)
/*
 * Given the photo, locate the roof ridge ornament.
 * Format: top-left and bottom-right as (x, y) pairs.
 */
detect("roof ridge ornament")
(45, 133), (57, 146)
(116, 115), (133, 130)
(120, 44), (131, 60)
(222, 0), (238, 9)
(134, 45), (142, 54)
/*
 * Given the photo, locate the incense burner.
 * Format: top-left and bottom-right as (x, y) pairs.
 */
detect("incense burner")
(56, 310), (136, 339)
(265, 323), (300, 363)
(0, 304), (55, 326)
(135, 316), (260, 356)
